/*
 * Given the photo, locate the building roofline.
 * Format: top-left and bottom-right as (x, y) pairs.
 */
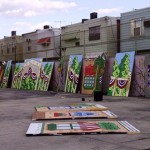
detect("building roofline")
(121, 6), (150, 15)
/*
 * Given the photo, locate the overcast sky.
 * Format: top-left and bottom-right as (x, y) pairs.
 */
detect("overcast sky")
(0, 0), (150, 38)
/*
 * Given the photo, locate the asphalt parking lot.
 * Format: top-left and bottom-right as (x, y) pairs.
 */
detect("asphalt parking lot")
(0, 88), (150, 150)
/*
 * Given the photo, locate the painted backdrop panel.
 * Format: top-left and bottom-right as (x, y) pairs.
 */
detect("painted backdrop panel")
(20, 58), (43, 90)
(11, 63), (24, 89)
(107, 51), (135, 97)
(0, 64), (5, 85)
(1, 60), (12, 88)
(130, 55), (145, 96)
(81, 53), (106, 94)
(145, 55), (150, 97)
(37, 62), (54, 91)
(65, 55), (82, 93)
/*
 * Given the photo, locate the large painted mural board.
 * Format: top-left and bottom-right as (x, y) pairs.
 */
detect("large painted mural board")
(11, 63), (24, 89)
(130, 55), (145, 96)
(26, 121), (140, 136)
(37, 62), (54, 91)
(82, 53), (106, 94)
(0, 64), (5, 85)
(65, 55), (82, 93)
(32, 110), (117, 120)
(35, 103), (108, 112)
(20, 58), (43, 90)
(107, 51), (135, 97)
(1, 60), (12, 88)
(144, 55), (150, 97)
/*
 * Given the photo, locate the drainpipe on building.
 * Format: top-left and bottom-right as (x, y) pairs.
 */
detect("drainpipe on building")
(117, 19), (120, 53)
(83, 30), (86, 58)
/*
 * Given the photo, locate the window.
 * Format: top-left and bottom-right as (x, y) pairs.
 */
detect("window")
(28, 46), (31, 51)
(12, 46), (16, 53)
(89, 26), (100, 41)
(130, 19), (144, 37)
(1, 49), (3, 55)
(7, 47), (9, 53)
(75, 41), (80, 46)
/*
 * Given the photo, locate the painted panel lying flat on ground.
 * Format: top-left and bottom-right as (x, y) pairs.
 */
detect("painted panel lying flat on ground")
(35, 103), (108, 112)
(11, 63), (24, 89)
(20, 58), (43, 90)
(107, 51), (135, 96)
(82, 53), (106, 94)
(65, 55), (82, 93)
(1, 60), (12, 88)
(26, 120), (140, 136)
(37, 62), (54, 91)
(32, 110), (117, 120)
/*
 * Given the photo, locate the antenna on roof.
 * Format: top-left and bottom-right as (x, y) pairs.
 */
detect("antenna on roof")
(55, 21), (65, 28)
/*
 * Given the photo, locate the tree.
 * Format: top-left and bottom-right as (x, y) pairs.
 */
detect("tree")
(112, 60), (120, 78)
(118, 54), (130, 78)
(71, 56), (79, 74)
(94, 55), (105, 91)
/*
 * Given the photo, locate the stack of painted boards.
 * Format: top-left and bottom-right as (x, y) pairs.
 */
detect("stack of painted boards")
(26, 103), (140, 136)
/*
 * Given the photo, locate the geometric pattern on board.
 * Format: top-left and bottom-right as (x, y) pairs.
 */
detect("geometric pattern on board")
(32, 110), (117, 120)
(20, 58), (43, 90)
(11, 63), (24, 89)
(36, 62), (54, 91)
(26, 120), (140, 136)
(65, 55), (83, 93)
(1, 60), (12, 88)
(107, 51), (135, 97)
(82, 52), (106, 94)
(35, 103), (108, 112)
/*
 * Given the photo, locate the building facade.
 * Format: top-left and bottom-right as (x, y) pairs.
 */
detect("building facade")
(0, 31), (23, 62)
(61, 13), (120, 59)
(120, 7), (150, 54)
(22, 26), (61, 60)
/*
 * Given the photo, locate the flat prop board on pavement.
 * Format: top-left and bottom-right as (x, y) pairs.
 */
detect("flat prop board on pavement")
(26, 120), (140, 136)
(32, 110), (117, 120)
(35, 103), (108, 112)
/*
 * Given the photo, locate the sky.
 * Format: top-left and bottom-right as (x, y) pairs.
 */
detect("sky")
(0, 0), (150, 39)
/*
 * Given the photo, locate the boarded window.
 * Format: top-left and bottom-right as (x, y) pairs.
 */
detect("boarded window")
(89, 26), (100, 41)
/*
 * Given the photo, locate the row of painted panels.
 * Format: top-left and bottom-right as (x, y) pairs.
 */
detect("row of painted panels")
(0, 51), (149, 97)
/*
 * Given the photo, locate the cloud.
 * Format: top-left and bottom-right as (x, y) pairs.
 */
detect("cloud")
(97, 8), (121, 15)
(0, 0), (77, 17)
(10, 21), (60, 34)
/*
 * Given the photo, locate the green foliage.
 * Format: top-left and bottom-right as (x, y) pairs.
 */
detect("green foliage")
(14, 64), (21, 74)
(94, 55), (105, 91)
(12, 65), (22, 89)
(20, 76), (36, 90)
(71, 56), (81, 74)
(36, 63), (53, 91)
(112, 60), (120, 77)
(108, 53), (131, 96)
(1, 63), (11, 88)
(118, 54), (130, 78)
(44, 63), (53, 75)
(107, 87), (113, 96)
